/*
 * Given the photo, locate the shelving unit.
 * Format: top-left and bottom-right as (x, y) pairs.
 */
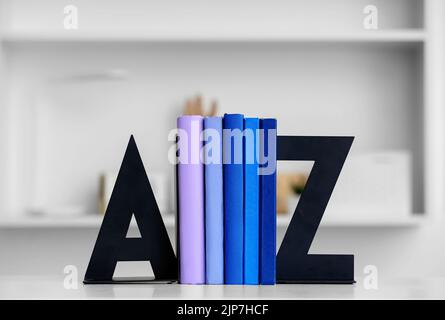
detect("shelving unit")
(0, 0), (443, 229)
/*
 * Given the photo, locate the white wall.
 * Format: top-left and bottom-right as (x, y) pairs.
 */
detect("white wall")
(0, 2), (8, 214)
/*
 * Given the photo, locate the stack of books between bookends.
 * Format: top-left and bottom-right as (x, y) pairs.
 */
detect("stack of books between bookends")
(177, 114), (277, 285)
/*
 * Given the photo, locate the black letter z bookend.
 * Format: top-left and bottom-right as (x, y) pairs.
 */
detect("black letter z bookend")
(84, 136), (177, 284)
(276, 136), (355, 284)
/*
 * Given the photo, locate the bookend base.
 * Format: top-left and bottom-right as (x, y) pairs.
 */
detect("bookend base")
(277, 280), (356, 285)
(84, 278), (177, 285)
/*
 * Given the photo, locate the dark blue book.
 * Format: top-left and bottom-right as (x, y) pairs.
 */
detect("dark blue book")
(204, 117), (224, 284)
(243, 118), (259, 284)
(259, 118), (277, 285)
(223, 113), (244, 284)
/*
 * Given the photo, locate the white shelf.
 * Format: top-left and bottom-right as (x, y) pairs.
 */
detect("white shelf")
(2, 275), (445, 300)
(1, 30), (426, 44)
(0, 214), (175, 228)
(278, 214), (425, 227)
(0, 213), (424, 228)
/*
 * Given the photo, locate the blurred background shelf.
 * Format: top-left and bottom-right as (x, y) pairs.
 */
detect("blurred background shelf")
(0, 0), (430, 225)
(0, 214), (174, 228)
(0, 29), (426, 44)
(0, 213), (424, 229)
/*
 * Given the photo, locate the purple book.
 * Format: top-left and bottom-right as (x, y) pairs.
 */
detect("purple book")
(177, 115), (205, 284)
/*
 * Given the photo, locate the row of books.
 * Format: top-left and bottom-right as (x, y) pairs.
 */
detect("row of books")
(177, 114), (277, 285)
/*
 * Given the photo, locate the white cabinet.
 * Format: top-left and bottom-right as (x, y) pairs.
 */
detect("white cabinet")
(0, 0), (443, 227)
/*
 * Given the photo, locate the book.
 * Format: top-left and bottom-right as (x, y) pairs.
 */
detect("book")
(259, 118), (277, 285)
(243, 118), (260, 284)
(204, 117), (224, 284)
(223, 113), (244, 284)
(177, 115), (205, 284)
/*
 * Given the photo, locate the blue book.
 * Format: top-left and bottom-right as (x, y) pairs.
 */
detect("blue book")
(204, 117), (224, 284)
(259, 118), (277, 285)
(223, 113), (244, 284)
(243, 118), (259, 284)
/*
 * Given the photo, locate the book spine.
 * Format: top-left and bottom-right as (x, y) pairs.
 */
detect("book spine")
(177, 115), (205, 284)
(244, 118), (260, 284)
(223, 113), (244, 284)
(259, 118), (277, 285)
(204, 117), (224, 284)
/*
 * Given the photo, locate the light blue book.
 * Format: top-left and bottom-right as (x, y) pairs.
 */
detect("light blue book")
(244, 118), (260, 284)
(204, 117), (224, 284)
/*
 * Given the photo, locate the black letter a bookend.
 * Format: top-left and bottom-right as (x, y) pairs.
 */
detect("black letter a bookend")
(84, 136), (177, 284)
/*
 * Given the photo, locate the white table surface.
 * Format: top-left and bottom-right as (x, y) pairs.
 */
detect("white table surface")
(1, 276), (444, 299)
